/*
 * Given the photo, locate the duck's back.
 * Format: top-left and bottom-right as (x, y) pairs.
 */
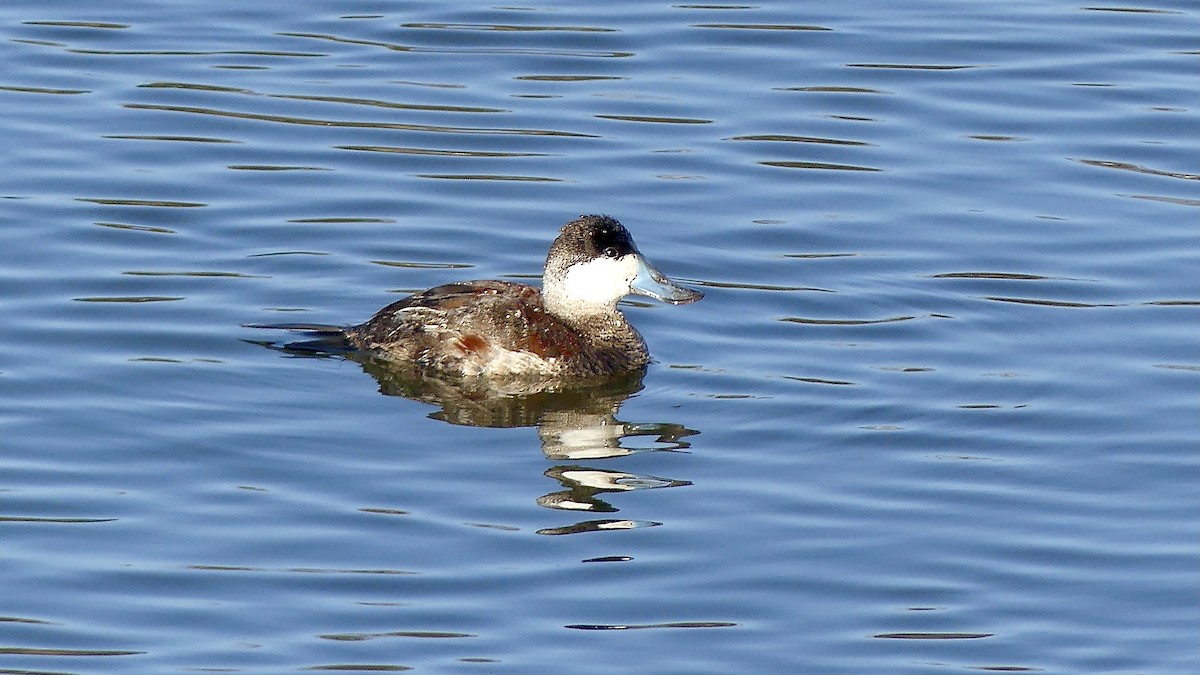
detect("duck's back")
(345, 280), (647, 379)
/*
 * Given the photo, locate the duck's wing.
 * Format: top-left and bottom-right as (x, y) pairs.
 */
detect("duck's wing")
(379, 280), (529, 313)
(348, 280), (568, 360)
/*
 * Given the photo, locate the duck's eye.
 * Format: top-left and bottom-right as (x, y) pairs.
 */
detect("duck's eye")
(603, 246), (619, 259)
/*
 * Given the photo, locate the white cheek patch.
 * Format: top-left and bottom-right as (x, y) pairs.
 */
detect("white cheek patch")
(560, 256), (637, 307)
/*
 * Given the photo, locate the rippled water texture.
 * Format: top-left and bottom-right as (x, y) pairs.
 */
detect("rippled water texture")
(2, 1), (1198, 673)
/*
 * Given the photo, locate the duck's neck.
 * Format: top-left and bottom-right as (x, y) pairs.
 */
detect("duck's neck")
(543, 294), (608, 320)
(558, 306), (649, 371)
(542, 285), (649, 369)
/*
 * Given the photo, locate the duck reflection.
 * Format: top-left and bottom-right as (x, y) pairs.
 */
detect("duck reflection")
(251, 341), (697, 534)
(354, 354), (696, 529)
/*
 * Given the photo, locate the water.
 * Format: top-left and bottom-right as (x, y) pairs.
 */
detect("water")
(2, 1), (1197, 672)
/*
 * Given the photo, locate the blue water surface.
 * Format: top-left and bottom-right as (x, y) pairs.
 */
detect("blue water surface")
(1, 0), (1197, 673)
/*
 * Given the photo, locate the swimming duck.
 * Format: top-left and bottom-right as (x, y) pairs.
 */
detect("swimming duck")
(340, 215), (702, 381)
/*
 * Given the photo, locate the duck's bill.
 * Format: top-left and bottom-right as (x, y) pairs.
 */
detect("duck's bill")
(630, 255), (704, 305)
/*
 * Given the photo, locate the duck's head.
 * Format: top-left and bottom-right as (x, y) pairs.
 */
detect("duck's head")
(542, 214), (703, 317)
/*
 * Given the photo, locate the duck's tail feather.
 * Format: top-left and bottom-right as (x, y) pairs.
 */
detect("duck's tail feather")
(242, 322), (355, 356)
(242, 322), (345, 334)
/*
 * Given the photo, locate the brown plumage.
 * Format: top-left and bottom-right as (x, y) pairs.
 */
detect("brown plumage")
(347, 279), (649, 379)
(335, 215), (701, 384)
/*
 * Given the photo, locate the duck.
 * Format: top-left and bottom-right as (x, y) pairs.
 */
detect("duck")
(318, 214), (702, 382)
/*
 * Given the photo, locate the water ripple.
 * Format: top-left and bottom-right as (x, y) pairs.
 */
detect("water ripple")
(565, 621), (737, 630)
(982, 296), (1115, 308)
(0, 84), (89, 95)
(873, 632), (993, 640)
(595, 114), (713, 124)
(369, 260), (473, 270)
(338, 145), (547, 158)
(104, 134), (239, 143)
(400, 22), (619, 33)
(781, 314), (929, 325)
(303, 665), (412, 672)
(71, 48), (324, 57)
(516, 74), (626, 82)
(76, 197), (206, 207)
(846, 63), (982, 70)
(0, 647), (145, 656)
(1077, 158), (1200, 181)
(279, 31), (634, 58)
(123, 103), (598, 137)
(22, 20), (129, 29)
(414, 174), (563, 182)
(691, 23), (832, 31)
(728, 134), (872, 147)
(1125, 194), (1200, 207)
(0, 515), (117, 523)
(73, 296), (184, 303)
(270, 93), (507, 114)
(122, 271), (265, 278)
(760, 160), (882, 172)
(932, 272), (1054, 280)
(1082, 6), (1183, 15)
(320, 630), (475, 641)
(776, 85), (891, 94)
(229, 164), (329, 171)
(0, 616), (55, 625)
(94, 221), (177, 234)
(189, 565), (416, 575)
